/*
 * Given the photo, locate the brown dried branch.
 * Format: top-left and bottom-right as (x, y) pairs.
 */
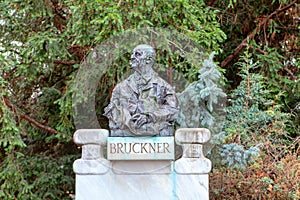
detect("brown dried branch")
(221, 0), (297, 68)
(284, 67), (297, 81)
(3, 97), (58, 134)
(53, 60), (76, 65)
(20, 114), (58, 134)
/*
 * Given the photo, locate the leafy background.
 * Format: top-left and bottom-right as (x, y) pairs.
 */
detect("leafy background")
(0, 0), (299, 199)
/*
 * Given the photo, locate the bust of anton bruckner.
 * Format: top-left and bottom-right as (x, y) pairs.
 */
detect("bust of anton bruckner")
(104, 44), (179, 136)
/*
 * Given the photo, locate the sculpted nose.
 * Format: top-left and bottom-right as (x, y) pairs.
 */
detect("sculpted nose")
(131, 52), (136, 58)
(130, 54), (135, 61)
(131, 53), (137, 61)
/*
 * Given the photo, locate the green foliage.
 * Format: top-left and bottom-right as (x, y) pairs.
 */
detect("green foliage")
(66, 0), (226, 88)
(67, 0), (226, 50)
(0, 0), (298, 198)
(54, 82), (75, 142)
(220, 143), (260, 169)
(0, 152), (76, 200)
(176, 52), (226, 129)
(0, 0), (226, 198)
(0, 153), (34, 199)
(214, 48), (292, 169)
(0, 78), (25, 153)
(254, 44), (300, 137)
(20, 154), (76, 199)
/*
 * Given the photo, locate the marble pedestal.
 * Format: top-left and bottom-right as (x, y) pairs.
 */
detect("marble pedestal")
(73, 128), (211, 200)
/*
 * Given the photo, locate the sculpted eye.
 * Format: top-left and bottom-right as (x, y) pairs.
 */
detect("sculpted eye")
(135, 51), (141, 57)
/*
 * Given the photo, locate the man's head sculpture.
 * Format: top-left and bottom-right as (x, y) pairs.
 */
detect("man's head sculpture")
(130, 44), (156, 73)
(104, 44), (179, 137)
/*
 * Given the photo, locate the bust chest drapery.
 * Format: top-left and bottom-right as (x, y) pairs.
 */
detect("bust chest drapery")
(104, 71), (179, 136)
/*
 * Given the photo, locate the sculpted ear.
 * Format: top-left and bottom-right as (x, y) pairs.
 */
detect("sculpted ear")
(145, 56), (153, 64)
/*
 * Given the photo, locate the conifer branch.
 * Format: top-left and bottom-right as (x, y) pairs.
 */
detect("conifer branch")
(3, 97), (58, 134)
(221, 0), (297, 68)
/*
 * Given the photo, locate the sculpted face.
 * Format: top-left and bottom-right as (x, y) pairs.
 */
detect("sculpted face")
(130, 44), (156, 70)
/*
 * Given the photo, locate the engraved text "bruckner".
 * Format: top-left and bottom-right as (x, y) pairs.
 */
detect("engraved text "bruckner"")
(110, 142), (171, 154)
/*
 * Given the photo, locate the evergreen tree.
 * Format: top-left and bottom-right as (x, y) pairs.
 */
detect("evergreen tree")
(214, 48), (291, 169)
(176, 52), (226, 130)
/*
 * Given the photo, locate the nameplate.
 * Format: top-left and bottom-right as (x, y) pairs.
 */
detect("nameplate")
(107, 137), (174, 160)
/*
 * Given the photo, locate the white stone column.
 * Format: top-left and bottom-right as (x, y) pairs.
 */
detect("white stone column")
(174, 128), (212, 200)
(73, 129), (110, 174)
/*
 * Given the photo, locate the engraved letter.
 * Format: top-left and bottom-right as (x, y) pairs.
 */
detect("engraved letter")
(124, 143), (131, 154)
(157, 143), (162, 153)
(141, 143), (148, 153)
(133, 143), (140, 153)
(149, 143), (156, 153)
(110, 143), (117, 154)
(117, 143), (124, 153)
(163, 143), (171, 153)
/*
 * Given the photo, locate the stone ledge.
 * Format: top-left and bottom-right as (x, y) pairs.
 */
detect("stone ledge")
(73, 129), (108, 146)
(175, 128), (210, 144)
(175, 158), (211, 174)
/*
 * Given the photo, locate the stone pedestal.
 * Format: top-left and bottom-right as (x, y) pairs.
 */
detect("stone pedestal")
(73, 128), (211, 200)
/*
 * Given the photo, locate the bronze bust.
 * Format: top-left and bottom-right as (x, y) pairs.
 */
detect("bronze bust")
(104, 44), (179, 136)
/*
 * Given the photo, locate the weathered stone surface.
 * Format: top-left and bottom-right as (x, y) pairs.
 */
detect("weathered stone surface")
(112, 160), (172, 174)
(73, 159), (110, 175)
(75, 173), (174, 200)
(175, 128), (210, 144)
(180, 143), (204, 158)
(73, 129), (108, 145)
(174, 128), (212, 174)
(107, 137), (174, 160)
(73, 129), (109, 176)
(82, 144), (102, 160)
(175, 158), (211, 174)
(75, 163), (210, 200)
(73, 128), (212, 200)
